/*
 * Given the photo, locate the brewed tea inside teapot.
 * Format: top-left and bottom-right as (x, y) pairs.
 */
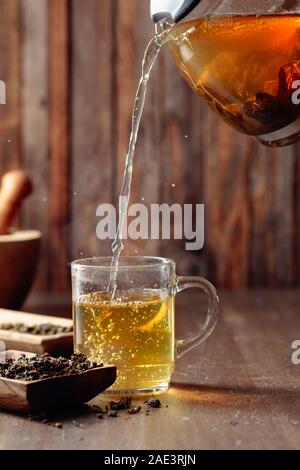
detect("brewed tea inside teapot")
(151, 0), (300, 147)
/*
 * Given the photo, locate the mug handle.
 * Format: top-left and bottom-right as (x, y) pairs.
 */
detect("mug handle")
(176, 276), (219, 358)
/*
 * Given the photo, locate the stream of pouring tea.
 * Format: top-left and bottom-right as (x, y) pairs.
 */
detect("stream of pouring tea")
(108, 25), (171, 297)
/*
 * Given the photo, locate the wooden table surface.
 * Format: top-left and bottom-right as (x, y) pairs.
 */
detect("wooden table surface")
(1, 289), (300, 450)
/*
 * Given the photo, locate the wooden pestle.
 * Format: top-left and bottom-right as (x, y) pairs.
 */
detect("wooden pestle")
(0, 171), (33, 235)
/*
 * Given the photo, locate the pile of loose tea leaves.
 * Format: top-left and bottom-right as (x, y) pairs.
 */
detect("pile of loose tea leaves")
(27, 397), (167, 429)
(0, 323), (73, 336)
(0, 353), (100, 381)
(93, 397), (162, 419)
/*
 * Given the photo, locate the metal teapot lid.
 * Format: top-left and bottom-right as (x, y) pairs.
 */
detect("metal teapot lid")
(150, 0), (201, 23)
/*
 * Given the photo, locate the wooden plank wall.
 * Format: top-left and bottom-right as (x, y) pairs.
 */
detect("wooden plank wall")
(0, 0), (299, 292)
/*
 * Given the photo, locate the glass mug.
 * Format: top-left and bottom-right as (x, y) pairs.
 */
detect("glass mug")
(164, 0), (300, 147)
(71, 257), (219, 395)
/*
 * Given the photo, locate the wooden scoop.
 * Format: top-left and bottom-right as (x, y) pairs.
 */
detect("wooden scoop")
(0, 171), (33, 235)
(0, 351), (117, 414)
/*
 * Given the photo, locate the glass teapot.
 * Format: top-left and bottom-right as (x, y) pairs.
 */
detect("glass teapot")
(151, 1), (300, 147)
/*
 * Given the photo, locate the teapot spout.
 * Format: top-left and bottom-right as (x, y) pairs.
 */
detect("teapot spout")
(150, 0), (201, 23)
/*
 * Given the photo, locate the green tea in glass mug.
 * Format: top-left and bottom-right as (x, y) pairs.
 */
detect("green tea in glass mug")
(72, 257), (219, 395)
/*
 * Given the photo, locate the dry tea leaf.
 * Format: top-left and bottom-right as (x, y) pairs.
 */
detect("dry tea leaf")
(128, 406), (141, 415)
(109, 398), (132, 411)
(146, 398), (161, 408)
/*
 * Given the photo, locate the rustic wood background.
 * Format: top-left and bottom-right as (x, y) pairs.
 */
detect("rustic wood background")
(0, 0), (299, 293)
